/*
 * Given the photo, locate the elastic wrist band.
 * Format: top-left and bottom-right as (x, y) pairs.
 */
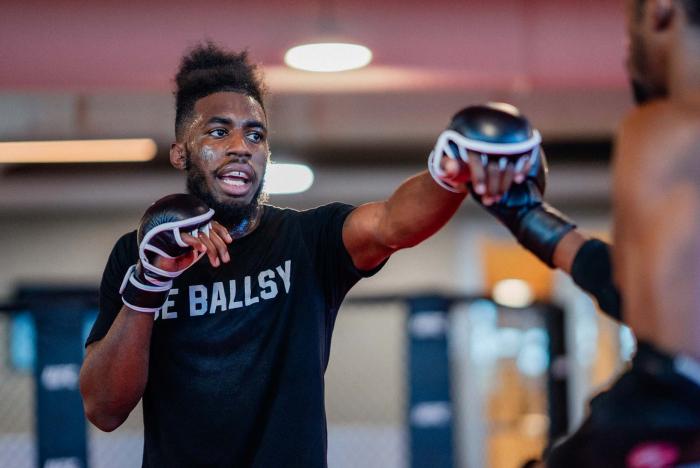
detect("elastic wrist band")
(119, 264), (173, 313)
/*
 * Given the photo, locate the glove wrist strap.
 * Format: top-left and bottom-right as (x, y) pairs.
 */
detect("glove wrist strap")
(516, 204), (576, 268)
(119, 264), (173, 313)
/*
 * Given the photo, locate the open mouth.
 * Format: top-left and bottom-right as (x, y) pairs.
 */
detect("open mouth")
(217, 167), (254, 197)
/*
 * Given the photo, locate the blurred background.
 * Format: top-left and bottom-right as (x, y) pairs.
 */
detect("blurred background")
(0, 1), (634, 467)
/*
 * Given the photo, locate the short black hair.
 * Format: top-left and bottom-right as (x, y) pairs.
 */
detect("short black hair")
(174, 42), (266, 139)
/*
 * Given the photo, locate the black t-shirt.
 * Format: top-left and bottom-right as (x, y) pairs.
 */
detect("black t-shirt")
(86, 203), (385, 468)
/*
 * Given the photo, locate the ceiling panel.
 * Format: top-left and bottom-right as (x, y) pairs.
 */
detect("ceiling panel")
(0, 0), (627, 92)
(0, 0), (630, 172)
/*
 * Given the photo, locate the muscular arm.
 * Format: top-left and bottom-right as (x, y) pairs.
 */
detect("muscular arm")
(79, 307), (153, 432)
(342, 171), (467, 271)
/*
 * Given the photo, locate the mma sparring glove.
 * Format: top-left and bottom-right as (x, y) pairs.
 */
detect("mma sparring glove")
(429, 102), (544, 193)
(119, 194), (214, 313)
(474, 146), (576, 267)
(431, 102), (576, 267)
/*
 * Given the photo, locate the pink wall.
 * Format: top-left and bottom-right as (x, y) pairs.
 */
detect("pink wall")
(0, 0), (627, 91)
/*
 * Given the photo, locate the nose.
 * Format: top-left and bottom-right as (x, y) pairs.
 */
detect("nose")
(226, 131), (252, 159)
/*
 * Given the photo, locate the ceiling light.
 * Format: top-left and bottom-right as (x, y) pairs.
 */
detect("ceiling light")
(0, 139), (157, 163)
(284, 42), (372, 72)
(264, 163), (314, 194)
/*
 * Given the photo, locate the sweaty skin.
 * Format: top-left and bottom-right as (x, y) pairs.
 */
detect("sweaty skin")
(177, 92), (270, 210)
(200, 145), (217, 162)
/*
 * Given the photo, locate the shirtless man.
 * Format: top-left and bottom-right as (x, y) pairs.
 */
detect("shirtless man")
(464, 0), (700, 465)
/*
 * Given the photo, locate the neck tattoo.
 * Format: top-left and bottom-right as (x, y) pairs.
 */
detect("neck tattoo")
(228, 205), (263, 240)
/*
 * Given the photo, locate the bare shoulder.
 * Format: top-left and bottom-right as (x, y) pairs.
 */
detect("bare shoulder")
(616, 101), (700, 180)
(618, 101), (700, 148)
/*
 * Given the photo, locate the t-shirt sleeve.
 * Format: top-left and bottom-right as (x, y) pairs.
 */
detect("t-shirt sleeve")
(301, 203), (387, 310)
(570, 238), (623, 322)
(85, 231), (138, 347)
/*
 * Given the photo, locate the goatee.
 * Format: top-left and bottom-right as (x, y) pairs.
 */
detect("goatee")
(186, 164), (267, 237)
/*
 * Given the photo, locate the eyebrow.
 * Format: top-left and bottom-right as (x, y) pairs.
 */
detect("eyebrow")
(205, 116), (267, 131)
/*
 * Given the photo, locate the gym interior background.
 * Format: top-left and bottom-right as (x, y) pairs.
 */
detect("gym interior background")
(1, 1), (633, 467)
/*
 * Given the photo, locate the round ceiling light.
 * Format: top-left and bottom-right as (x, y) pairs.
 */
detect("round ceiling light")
(284, 42), (372, 72)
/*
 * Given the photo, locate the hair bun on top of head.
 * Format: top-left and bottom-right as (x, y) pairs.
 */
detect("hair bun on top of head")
(174, 41), (266, 136)
(175, 42), (264, 97)
(176, 43), (254, 86)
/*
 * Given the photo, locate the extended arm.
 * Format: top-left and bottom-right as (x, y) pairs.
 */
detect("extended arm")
(343, 171), (467, 271)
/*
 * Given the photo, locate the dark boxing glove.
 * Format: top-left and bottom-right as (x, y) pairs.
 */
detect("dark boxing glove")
(447, 103), (576, 267)
(479, 146), (576, 267)
(429, 102), (543, 192)
(120, 194), (214, 313)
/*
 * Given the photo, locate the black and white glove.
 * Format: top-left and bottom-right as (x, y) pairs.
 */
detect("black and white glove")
(119, 194), (214, 313)
(448, 103), (576, 267)
(475, 146), (576, 267)
(429, 102), (543, 194)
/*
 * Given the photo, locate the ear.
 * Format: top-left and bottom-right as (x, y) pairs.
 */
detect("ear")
(170, 142), (187, 170)
(652, 0), (675, 31)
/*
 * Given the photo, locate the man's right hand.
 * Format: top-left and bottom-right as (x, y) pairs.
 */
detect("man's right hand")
(120, 194), (221, 313)
(430, 102), (577, 268)
(441, 155), (533, 204)
(429, 103), (538, 201)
